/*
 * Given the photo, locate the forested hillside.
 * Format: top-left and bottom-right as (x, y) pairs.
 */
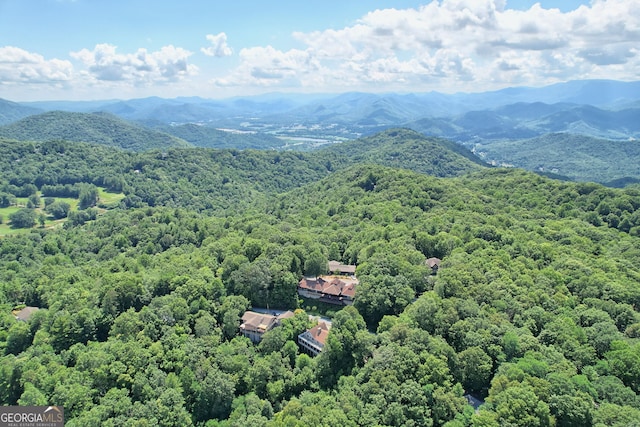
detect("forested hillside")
(0, 130), (482, 215)
(318, 128), (485, 177)
(476, 133), (640, 184)
(0, 111), (190, 151)
(0, 99), (42, 126)
(2, 132), (640, 426)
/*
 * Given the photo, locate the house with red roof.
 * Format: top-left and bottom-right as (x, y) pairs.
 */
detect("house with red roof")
(298, 275), (358, 306)
(298, 321), (331, 356)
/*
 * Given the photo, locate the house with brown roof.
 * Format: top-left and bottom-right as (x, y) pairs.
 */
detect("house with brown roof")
(298, 321), (330, 356)
(298, 275), (358, 306)
(328, 260), (356, 276)
(239, 310), (294, 343)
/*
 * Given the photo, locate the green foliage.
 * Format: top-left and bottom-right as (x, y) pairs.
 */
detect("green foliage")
(2, 130), (640, 426)
(8, 208), (37, 228)
(317, 128), (484, 178)
(303, 250), (327, 277)
(45, 200), (71, 219)
(0, 192), (16, 208)
(78, 184), (99, 209)
(0, 111), (190, 151)
(479, 133), (640, 184)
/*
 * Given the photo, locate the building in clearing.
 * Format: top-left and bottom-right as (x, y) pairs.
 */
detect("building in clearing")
(425, 257), (441, 273)
(239, 310), (295, 343)
(298, 321), (331, 356)
(328, 260), (356, 276)
(12, 306), (39, 322)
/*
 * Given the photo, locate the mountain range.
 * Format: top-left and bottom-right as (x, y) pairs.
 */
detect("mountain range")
(1, 79), (639, 185)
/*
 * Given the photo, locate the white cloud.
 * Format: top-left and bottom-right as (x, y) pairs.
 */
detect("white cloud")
(214, 45), (322, 87)
(5, 0), (640, 100)
(201, 33), (233, 57)
(0, 46), (73, 85)
(214, 0), (640, 93)
(70, 44), (198, 85)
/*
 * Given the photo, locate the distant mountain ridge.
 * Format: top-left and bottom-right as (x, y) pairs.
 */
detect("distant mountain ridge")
(2, 79), (635, 145)
(0, 111), (190, 151)
(407, 104), (640, 141)
(11, 79), (639, 125)
(2, 79), (640, 185)
(0, 98), (43, 125)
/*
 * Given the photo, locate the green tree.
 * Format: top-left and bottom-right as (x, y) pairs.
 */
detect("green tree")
(230, 260), (272, 306)
(304, 250), (327, 277)
(5, 321), (32, 355)
(457, 346), (493, 393)
(592, 403), (640, 427)
(549, 394), (593, 427)
(0, 192), (17, 207)
(193, 368), (236, 422)
(46, 200), (71, 219)
(355, 274), (415, 327)
(317, 306), (372, 388)
(17, 382), (48, 406)
(78, 184), (99, 209)
(484, 384), (552, 427)
(27, 193), (41, 208)
(605, 341), (640, 392)
(9, 208), (37, 228)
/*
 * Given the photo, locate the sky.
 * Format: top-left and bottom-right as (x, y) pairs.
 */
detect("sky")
(0, 0), (638, 101)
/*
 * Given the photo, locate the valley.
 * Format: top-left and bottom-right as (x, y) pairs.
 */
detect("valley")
(3, 79), (640, 183)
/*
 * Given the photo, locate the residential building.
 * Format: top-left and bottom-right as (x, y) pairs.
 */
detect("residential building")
(298, 275), (358, 305)
(239, 310), (294, 343)
(426, 257), (441, 273)
(328, 260), (356, 276)
(12, 306), (39, 322)
(298, 321), (330, 356)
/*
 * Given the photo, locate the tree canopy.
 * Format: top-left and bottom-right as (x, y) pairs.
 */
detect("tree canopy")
(2, 132), (640, 426)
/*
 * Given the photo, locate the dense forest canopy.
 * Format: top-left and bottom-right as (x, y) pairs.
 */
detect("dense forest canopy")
(2, 130), (640, 426)
(0, 111), (190, 151)
(475, 133), (640, 184)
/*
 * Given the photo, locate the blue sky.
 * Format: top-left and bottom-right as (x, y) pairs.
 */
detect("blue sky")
(0, 0), (638, 101)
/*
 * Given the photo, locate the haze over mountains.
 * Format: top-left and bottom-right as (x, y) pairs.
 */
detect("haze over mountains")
(1, 79), (639, 184)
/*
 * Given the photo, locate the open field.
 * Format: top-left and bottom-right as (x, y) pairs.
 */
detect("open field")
(0, 189), (124, 237)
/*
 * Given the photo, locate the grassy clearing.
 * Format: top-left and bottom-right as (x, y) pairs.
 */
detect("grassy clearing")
(299, 297), (340, 318)
(0, 206), (22, 236)
(0, 188), (124, 237)
(98, 188), (125, 206)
